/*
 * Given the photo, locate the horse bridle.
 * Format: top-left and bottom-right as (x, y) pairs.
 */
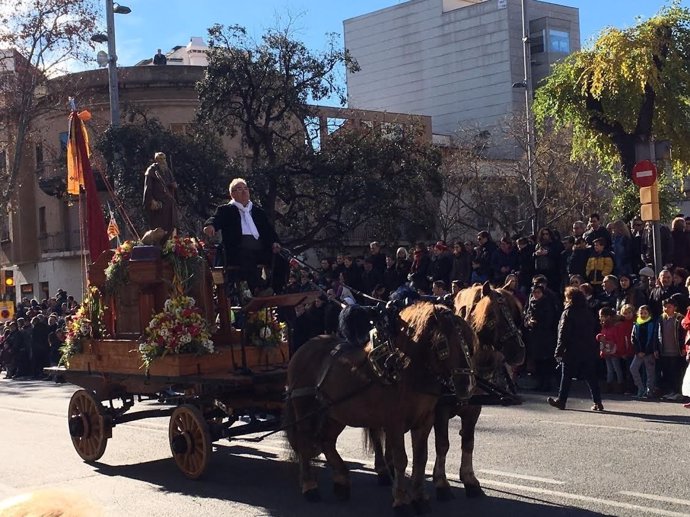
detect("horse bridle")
(496, 295), (526, 350)
(431, 305), (475, 400)
(477, 292), (525, 353)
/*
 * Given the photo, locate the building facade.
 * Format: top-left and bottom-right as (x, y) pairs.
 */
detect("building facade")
(344, 0), (579, 141)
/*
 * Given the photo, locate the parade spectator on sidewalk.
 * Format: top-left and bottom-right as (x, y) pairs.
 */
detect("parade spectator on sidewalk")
(548, 286), (604, 411)
(596, 307), (626, 393)
(584, 213), (611, 249)
(630, 304), (660, 398)
(657, 298), (687, 401)
(586, 238), (614, 292)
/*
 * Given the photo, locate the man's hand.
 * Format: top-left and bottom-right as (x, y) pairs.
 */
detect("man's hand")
(637, 352), (646, 358)
(150, 199), (162, 210)
(203, 225), (216, 238)
(272, 242), (281, 254)
(554, 356), (563, 364)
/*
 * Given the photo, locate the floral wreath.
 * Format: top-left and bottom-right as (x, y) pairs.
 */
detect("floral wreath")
(104, 240), (138, 294)
(161, 235), (204, 295)
(138, 295), (215, 369)
(60, 286), (107, 365)
(245, 309), (286, 348)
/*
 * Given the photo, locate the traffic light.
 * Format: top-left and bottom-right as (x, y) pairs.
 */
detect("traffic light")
(1, 270), (14, 300)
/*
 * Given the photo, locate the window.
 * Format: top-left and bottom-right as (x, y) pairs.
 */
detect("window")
(38, 206), (46, 237)
(169, 123), (191, 135)
(549, 29), (570, 53)
(530, 30), (545, 54)
(35, 143), (44, 170)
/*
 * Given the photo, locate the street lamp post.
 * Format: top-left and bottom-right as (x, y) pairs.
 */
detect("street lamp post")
(518, 0), (538, 235)
(92, 1), (130, 128)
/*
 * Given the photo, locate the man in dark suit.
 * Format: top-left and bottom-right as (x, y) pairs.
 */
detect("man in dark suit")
(203, 178), (283, 292)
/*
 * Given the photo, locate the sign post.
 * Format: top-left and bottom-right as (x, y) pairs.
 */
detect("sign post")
(632, 158), (662, 273)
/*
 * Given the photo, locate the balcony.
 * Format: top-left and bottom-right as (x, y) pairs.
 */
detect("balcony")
(38, 230), (83, 254)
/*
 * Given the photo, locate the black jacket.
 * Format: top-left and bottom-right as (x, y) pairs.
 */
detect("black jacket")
(555, 302), (598, 362)
(204, 203), (279, 266)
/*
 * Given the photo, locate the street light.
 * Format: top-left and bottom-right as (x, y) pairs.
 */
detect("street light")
(90, 1), (130, 128)
(515, 0), (538, 235)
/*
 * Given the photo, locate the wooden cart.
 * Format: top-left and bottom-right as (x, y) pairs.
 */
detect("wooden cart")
(48, 247), (319, 479)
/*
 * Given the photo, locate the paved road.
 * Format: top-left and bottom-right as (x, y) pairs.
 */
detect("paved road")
(0, 377), (688, 516)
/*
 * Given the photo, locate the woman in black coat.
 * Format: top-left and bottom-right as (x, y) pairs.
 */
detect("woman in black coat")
(548, 286), (604, 411)
(524, 284), (559, 391)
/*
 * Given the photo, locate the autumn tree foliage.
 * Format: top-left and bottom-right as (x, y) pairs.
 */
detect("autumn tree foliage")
(533, 2), (690, 181)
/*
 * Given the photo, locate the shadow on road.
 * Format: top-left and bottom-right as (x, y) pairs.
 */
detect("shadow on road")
(91, 443), (610, 517)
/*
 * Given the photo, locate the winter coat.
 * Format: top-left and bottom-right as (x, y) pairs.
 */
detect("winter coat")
(585, 250), (614, 287)
(555, 303), (598, 362)
(524, 295), (559, 360)
(631, 318), (659, 355)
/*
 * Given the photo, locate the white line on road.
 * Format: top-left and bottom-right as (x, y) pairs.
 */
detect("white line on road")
(477, 469), (565, 485)
(481, 480), (690, 517)
(253, 444), (690, 516)
(620, 491), (690, 507)
(541, 419), (673, 434)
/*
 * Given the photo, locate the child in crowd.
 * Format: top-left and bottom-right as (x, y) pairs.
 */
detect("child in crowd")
(618, 304), (637, 393)
(596, 307), (626, 393)
(657, 298), (685, 401)
(630, 305), (659, 398)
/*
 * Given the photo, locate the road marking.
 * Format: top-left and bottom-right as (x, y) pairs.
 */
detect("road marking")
(477, 469), (565, 485)
(481, 480), (690, 517)
(253, 444), (690, 516)
(620, 491), (690, 507)
(541, 420), (672, 434)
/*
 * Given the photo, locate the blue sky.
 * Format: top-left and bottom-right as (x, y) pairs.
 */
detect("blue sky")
(110, 0), (687, 68)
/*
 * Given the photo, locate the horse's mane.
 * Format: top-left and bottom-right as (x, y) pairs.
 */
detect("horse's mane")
(455, 285), (522, 334)
(399, 301), (444, 343)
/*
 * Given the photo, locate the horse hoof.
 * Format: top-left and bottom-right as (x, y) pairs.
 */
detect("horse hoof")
(333, 482), (351, 501)
(378, 472), (393, 486)
(303, 488), (321, 502)
(393, 503), (414, 517)
(436, 486), (455, 501)
(465, 484), (485, 498)
(411, 498), (431, 515)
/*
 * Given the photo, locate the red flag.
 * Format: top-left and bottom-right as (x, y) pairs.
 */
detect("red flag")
(67, 111), (109, 261)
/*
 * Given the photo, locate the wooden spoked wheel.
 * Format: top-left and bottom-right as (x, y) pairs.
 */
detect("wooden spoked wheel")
(169, 404), (212, 479)
(67, 389), (110, 462)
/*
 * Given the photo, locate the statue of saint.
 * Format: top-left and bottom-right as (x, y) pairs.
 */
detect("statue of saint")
(143, 152), (178, 233)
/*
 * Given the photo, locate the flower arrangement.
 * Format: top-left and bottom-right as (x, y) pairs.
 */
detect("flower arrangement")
(245, 309), (286, 348)
(138, 295), (215, 369)
(161, 235), (203, 295)
(60, 286), (107, 365)
(104, 240), (138, 294)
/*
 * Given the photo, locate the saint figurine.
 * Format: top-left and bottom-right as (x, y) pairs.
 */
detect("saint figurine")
(143, 152), (178, 233)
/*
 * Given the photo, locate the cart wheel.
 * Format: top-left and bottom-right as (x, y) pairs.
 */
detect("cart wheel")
(169, 404), (211, 479)
(67, 389), (110, 462)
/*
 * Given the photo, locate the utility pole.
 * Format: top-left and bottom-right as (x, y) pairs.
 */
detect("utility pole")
(520, 0), (538, 234)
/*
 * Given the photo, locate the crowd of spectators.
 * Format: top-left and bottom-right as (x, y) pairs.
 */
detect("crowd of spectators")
(0, 289), (79, 380)
(2, 212), (689, 408)
(283, 214), (690, 407)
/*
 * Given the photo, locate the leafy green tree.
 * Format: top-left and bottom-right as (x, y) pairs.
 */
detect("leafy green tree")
(533, 2), (690, 185)
(94, 115), (233, 236)
(196, 24), (442, 251)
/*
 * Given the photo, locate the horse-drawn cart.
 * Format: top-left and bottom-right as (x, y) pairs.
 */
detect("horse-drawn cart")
(47, 245), (318, 479)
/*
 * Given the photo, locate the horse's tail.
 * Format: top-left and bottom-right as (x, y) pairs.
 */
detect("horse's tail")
(362, 427), (384, 455)
(282, 396), (299, 463)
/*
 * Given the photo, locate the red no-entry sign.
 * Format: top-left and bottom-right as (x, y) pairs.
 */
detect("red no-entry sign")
(632, 160), (657, 188)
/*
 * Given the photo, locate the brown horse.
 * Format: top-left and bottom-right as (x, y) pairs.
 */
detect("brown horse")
(432, 282), (526, 499)
(284, 302), (477, 511)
